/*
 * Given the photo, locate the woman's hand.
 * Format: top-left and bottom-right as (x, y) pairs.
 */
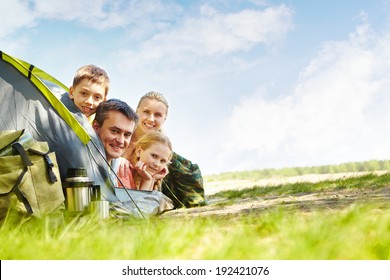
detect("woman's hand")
(117, 157), (133, 188)
(117, 157), (132, 178)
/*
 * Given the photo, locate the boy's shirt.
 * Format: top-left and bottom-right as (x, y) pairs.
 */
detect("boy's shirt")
(60, 93), (90, 122)
(88, 113), (96, 124)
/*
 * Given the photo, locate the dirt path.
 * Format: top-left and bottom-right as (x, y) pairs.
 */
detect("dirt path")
(164, 171), (390, 218)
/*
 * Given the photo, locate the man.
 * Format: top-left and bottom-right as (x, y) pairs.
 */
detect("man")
(92, 99), (138, 165)
(89, 98), (138, 203)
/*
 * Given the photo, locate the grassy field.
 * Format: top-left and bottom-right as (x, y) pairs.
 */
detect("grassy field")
(1, 172), (390, 260)
(204, 159), (390, 181)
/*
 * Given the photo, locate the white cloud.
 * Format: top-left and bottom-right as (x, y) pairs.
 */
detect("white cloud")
(33, 0), (106, 20)
(145, 5), (293, 57)
(0, 36), (30, 55)
(33, 0), (181, 30)
(1, 1), (293, 70)
(222, 22), (390, 171)
(113, 4), (294, 74)
(0, 0), (36, 38)
(0, 0), (181, 37)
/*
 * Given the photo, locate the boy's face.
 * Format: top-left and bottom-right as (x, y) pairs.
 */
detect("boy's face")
(69, 79), (106, 117)
(93, 110), (136, 163)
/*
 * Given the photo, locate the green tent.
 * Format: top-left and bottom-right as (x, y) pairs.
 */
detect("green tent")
(0, 51), (119, 201)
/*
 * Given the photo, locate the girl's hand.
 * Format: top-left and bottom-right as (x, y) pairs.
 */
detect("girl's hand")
(152, 167), (169, 180)
(134, 160), (155, 191)
(134, 160), (153, 180)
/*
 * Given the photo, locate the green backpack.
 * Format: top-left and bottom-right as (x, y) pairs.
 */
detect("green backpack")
(0, 130), (65, 223)
(162, 152), (206, 208)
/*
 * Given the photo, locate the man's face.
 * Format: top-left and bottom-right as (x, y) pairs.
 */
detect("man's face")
(93, 110), (135, 163)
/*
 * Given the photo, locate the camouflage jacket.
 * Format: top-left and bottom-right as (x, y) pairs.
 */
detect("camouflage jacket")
(162, 152), (206, 208)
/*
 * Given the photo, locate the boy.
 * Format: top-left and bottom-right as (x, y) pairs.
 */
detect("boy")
(68, 65), (110, 122)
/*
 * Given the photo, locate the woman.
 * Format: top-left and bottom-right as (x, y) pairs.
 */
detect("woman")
(121, 91), (206, 208)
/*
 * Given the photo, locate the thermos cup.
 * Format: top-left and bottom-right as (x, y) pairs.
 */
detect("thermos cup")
(90, 185), (110, 220)
(63, 167), (93, 214)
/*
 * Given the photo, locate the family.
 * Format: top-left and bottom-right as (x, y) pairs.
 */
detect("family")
(62, 64), (206, 216)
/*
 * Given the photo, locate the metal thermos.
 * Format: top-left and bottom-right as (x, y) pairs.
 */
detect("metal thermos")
(90, 185), (110, 220)
(63, 168), (93, 214)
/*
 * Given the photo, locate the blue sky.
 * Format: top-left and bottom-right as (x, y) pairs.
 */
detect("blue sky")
(2, 0), (390, 175)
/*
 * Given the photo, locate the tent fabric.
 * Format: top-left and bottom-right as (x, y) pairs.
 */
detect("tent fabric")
(0, 51), (90, 144)
(0, 51), (119, 202)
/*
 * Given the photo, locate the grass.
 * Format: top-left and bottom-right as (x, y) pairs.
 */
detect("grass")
(204, 159), (390, 181)
(1, 172), (390, 260)
(210, 172), (390, 202)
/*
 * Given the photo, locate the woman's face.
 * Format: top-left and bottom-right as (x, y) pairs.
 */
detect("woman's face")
(136, 99), (167, 134)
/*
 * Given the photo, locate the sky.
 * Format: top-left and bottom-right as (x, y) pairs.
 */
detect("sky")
(2, 0), (390, 176)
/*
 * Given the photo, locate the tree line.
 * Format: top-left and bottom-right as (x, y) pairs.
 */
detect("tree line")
(206, 160), (390, 181)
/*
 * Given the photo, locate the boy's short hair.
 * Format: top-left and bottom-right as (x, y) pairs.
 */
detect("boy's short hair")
(73, 65), (110, 95)
(94, 99), (138, 126)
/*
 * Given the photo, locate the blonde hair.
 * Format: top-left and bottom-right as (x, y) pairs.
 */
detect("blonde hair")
(131, 131), (173, 190)
(137, 91), (169, 115)
(73, 65), (110, 96)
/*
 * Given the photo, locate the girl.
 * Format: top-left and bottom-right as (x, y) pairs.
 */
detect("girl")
(120, 91), (206, 207)
(122, 131), (172, 191)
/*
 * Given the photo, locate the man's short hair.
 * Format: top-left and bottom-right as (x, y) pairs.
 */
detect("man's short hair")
(94, 99), (138, 126)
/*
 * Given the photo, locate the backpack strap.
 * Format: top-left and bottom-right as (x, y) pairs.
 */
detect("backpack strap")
(11, 166), (33, 216)
(15, 141), (58, 184)
(28, 146), (58, 184)
(11, 143), (34, 215)
(10, 142), (59, 215)
(11, 142), (33, 166)
(43, 154), (58, 183)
